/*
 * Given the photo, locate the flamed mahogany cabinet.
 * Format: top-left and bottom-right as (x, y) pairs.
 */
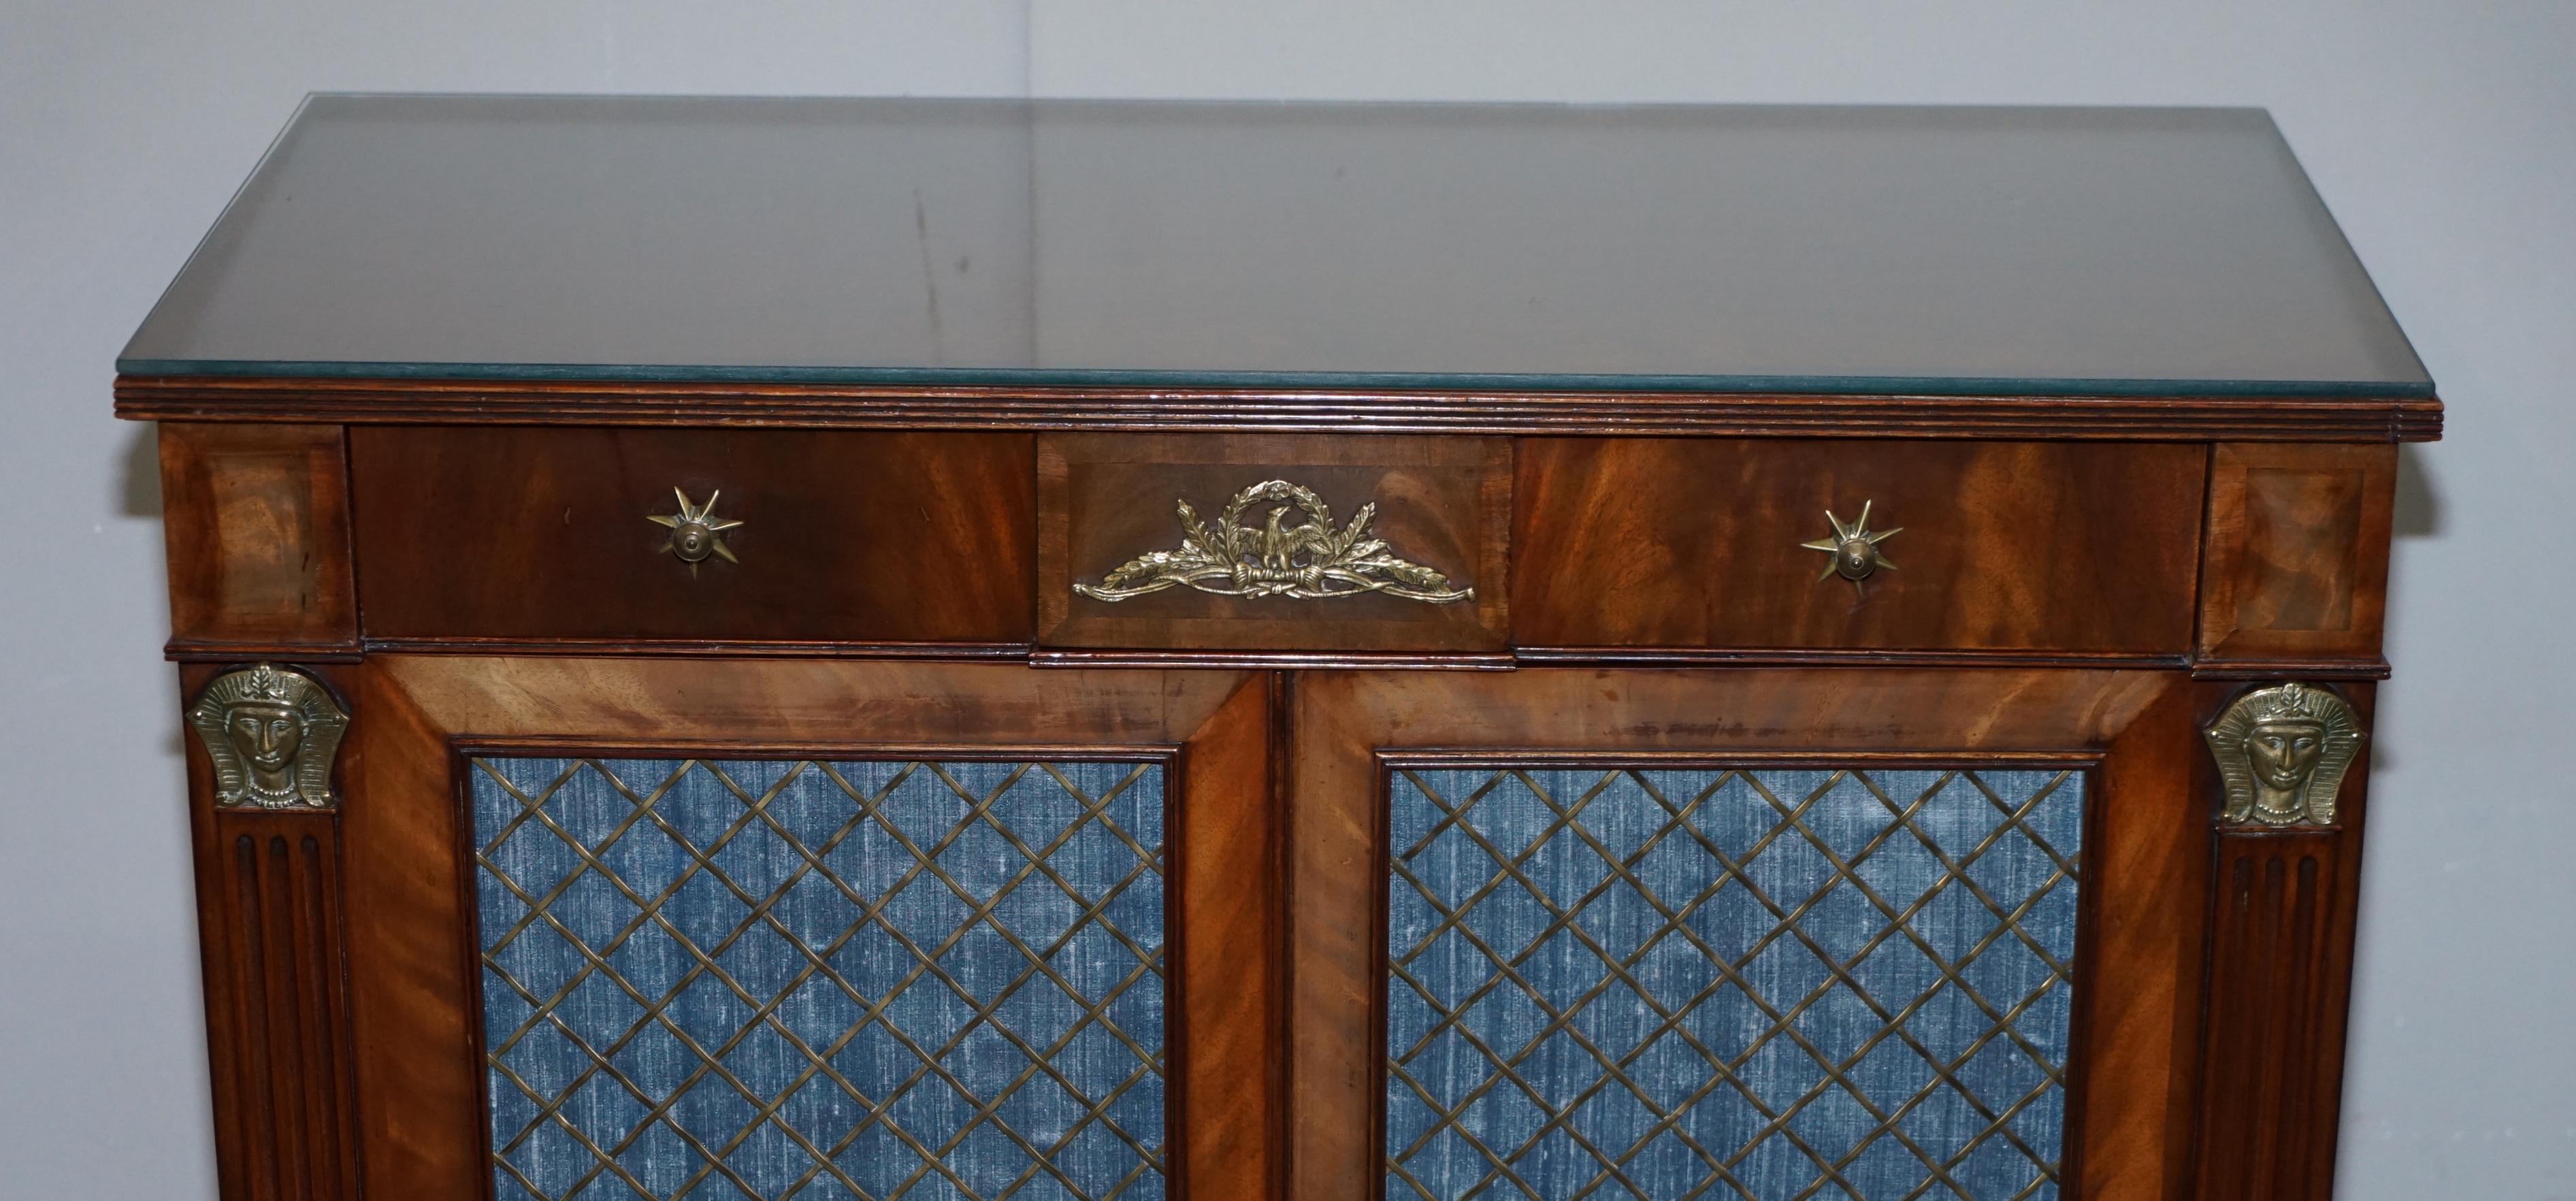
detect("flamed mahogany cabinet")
(122, 97), (2438, 1201)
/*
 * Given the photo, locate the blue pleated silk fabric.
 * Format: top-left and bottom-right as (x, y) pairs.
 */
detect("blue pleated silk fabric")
(470, 757), (1167, 1200)
(1384, 767), (2083, 1200)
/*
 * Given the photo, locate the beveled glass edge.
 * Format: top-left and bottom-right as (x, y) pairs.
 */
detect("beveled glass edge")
(2249, 112), (2437, 400)
(112, 357), (2439, 399)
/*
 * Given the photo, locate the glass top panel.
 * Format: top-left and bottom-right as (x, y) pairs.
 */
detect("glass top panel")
(122, 95), (2430, 397)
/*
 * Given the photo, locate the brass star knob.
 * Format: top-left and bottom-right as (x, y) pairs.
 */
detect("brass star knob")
(1800, 499), (1900, 595)
(646, 488), (743, 576)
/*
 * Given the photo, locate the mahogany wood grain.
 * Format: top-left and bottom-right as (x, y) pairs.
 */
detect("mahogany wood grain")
(336, 657), (1280, 1200)
(1039, 434), (1510, 654)
(181, 664), (363, 1201)
(1174, 672), (1289, 1198)
(331, 663), (490, 1198)
(2072, 677), (2219, 1201)
(1515, 438), (2208, 655)
(347, 427), (1033, 644)
(2189, 682), (2373, 1201)
(2198, 443), (2396, 668)
(159, 423), (359, 655)
(1285, 668), (2208, 1201)
(114, 374), (2446, 442)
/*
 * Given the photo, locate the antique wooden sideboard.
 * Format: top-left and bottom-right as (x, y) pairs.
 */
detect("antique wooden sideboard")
(119, 97), (2439, 1201)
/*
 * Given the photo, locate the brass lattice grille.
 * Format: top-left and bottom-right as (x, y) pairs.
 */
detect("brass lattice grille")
(470, 756), (1167, 1200)
(1384, 766), (2083, 1200)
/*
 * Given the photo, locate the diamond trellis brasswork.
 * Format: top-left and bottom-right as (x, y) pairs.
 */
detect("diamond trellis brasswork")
(470, 756), (1169, 1201)
(1384, 766), (2085, 1201)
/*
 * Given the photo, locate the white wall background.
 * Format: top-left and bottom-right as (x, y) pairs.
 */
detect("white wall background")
(2, 1), (2567, 1197)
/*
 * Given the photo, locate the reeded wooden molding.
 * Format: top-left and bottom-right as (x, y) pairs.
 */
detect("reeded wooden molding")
(203, 814), (364, 1200)
(218, 809), (363, 1196)
(116, 376), (2443, 442)
(2191, 830), (2358, 1200)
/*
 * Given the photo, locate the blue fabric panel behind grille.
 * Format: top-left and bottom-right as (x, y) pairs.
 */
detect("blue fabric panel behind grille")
(1384, 766), (2084, 1200)
(470, 757), (1167, 1200)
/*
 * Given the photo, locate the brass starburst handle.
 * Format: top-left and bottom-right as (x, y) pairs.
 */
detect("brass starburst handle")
(646, 488), (743, 576)
(1799, 499), (1901, 595)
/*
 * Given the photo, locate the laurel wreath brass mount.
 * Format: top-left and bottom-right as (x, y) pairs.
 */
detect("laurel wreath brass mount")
(1075, 478), (1474, 604)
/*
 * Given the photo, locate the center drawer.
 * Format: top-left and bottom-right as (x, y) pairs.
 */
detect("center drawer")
(1039, 433), (1513, 656)
(348, 426), (1035, 645)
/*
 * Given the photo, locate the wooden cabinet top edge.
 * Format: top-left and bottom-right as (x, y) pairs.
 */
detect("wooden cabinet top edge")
(114, 375), (2443, 442)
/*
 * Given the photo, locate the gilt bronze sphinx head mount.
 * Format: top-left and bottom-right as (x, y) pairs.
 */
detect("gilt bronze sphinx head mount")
(187, 663), (349, 810)
(2204, 681), (2365, 828)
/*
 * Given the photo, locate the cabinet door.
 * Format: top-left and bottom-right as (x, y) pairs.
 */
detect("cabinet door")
(1286, 670), (2217, 1201)
(309, 658), (1281, 1200)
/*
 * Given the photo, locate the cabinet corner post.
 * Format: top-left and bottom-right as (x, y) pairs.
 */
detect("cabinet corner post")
(2188, 680), (2373, 1201)
(183, 661), (363, 1200)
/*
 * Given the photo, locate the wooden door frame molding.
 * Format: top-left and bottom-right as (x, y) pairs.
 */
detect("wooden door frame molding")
(308, 656), (1282, 1200)
(1287, 668), (2215, 1201)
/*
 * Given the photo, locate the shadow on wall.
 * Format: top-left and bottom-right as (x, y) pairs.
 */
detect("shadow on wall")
(116, 421), (186, 757)
(2392, 442), (2441, 539)
(119, 421), (159, 518)
(2373, 440), (2444, 778)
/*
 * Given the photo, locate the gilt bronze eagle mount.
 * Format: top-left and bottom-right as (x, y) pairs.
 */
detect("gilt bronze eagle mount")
(1075, 478), (1475, 604)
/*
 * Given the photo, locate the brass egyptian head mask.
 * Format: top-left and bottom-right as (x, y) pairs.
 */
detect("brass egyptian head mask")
(2204, 682), (2364, 827)
(187, 663), (349, 810)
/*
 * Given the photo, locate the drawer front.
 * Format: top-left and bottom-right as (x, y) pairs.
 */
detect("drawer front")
(1039, 433), (1511, 655)
(1514, 438), (2206, 654)
(350, 427), (1034, 644)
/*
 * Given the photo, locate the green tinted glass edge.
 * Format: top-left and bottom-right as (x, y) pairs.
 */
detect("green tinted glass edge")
(114, 357), (2436, 399)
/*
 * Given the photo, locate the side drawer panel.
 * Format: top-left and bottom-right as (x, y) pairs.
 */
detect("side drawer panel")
(350, 426), (1034, 644)
(1514, 438), (2206, 654)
